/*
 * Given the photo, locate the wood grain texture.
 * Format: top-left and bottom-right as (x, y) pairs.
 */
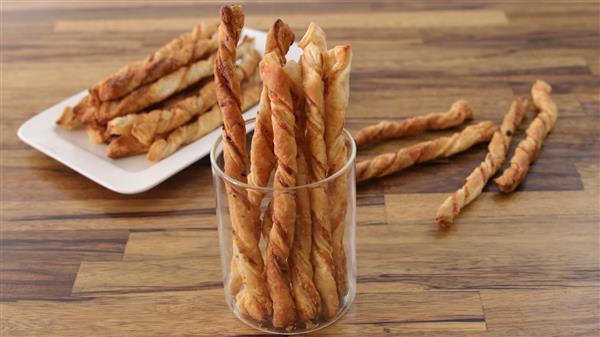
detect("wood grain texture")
(1, 1), (599, 336)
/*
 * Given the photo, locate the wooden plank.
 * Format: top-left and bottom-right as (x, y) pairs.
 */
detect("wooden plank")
(481, 289), (600, 336)
(1, 288), (485, 337)
(71, 258), (221, 295)
(54, 10), (508, 33)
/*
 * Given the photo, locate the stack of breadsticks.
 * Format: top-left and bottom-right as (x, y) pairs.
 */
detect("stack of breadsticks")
(214, 5), (352, 330)
(354, 81), (558, 231)
(56, 20), (262, 161)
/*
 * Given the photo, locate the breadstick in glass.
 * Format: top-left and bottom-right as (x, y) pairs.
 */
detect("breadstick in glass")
(214, 5), (271, 322)
(299, 22), (340, 320)
(285, 60), (322, 323)
(324, 44), (352, 298)
(261, 51), (297, 329)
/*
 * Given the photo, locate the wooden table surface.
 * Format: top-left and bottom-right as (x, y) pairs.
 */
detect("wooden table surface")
(2, 1), (599, 336)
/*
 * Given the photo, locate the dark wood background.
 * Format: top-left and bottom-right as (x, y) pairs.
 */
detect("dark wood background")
(1, 1), (599, 336)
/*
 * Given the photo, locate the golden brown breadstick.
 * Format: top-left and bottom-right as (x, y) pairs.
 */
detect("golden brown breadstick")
(90, 22), (218, 102)
(147, 81), (261, 161)
(107, 134), (149, 158)
(214, 5), (271, 322)
(299, 22), (340, 320)
(494, 80), (558, 193)
(247, 19), (295, 208)
(354, 100), (474, 148)
(357, 121), (497, 182)
(93, 40), (254, 124)
(436, 97), (530, 229)
(285, 60), (321, 323)
(323, 44), (352, 298)
(108, 45), (259, 141)
(261, 51), (297, 329)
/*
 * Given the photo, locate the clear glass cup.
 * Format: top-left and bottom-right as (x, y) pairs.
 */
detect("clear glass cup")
(210, 118), (357, 334)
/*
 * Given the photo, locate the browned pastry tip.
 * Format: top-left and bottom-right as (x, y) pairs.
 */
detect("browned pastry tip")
(356, 121), (497, 182)
(266, 19), (296, 64)
(435, 97), (530, 230)
(494, 80), (558, 193)
(354, 99), (474, 148)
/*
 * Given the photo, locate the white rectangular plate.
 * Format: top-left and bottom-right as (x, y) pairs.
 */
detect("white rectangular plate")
(18, 28), (302, 194)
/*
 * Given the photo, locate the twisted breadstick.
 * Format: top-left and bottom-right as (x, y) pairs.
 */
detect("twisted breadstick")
(299, 23), (340, 320)
(285, 60), (322, 323)
(247, 19), (295, 208)
(357, 121), (497, 182)
(147, 81), (261, 161)
(495, 80), (558, 193)
(85, 124), (109, 145)
(214, 5), (271, 322)
(90, 22), (218, 102)
(93, 41), (254, 124)
(130, 47), (260, 145)
(436, 97), (530, 229)
(323, 45), (352, 298)
(354, 100), (474, 148)
(261, 51), (297, 328)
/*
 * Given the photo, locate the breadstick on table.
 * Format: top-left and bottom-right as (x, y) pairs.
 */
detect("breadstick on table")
(147, 81), (261, 161)
(285, 60), (322, 323)
(324, 44), (352, 298)
(214, 5), (272, 322)
(494, 80), (558, 193)
(247, 19), (295, 208)
(299, 22), (340, 320)
(261, 51), (297, 329)
(92, 39), (255, 124)
(356, 121), (497, 182)
(436, 97), (530, 230)
(354, 100), (474, 148)
(129, 46), (261, 145)
(90, 22), (218, 102)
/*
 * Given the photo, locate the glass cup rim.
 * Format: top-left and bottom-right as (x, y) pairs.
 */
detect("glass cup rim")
(210, 117), (357, 192)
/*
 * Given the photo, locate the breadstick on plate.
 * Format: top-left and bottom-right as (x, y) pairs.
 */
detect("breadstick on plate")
(436, 97), (530, 230)
(130, 46), (260, 145)
(147, 81), (261, 161)
(354, 100), (474, 148)
(323, 44), (352, 298)
(90, 22), (218, 102)
(247, 19), (295, 208)
(357, 121), (497, 182)
(494, 80), (558, 193)
(93, 39), (254, 124)
(299, 22), (340, 320)
(107, 134), (149, 158)
(214, 5), (272, 322)
(284, 59), (322, 323)
(261, 51), (297, 329)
